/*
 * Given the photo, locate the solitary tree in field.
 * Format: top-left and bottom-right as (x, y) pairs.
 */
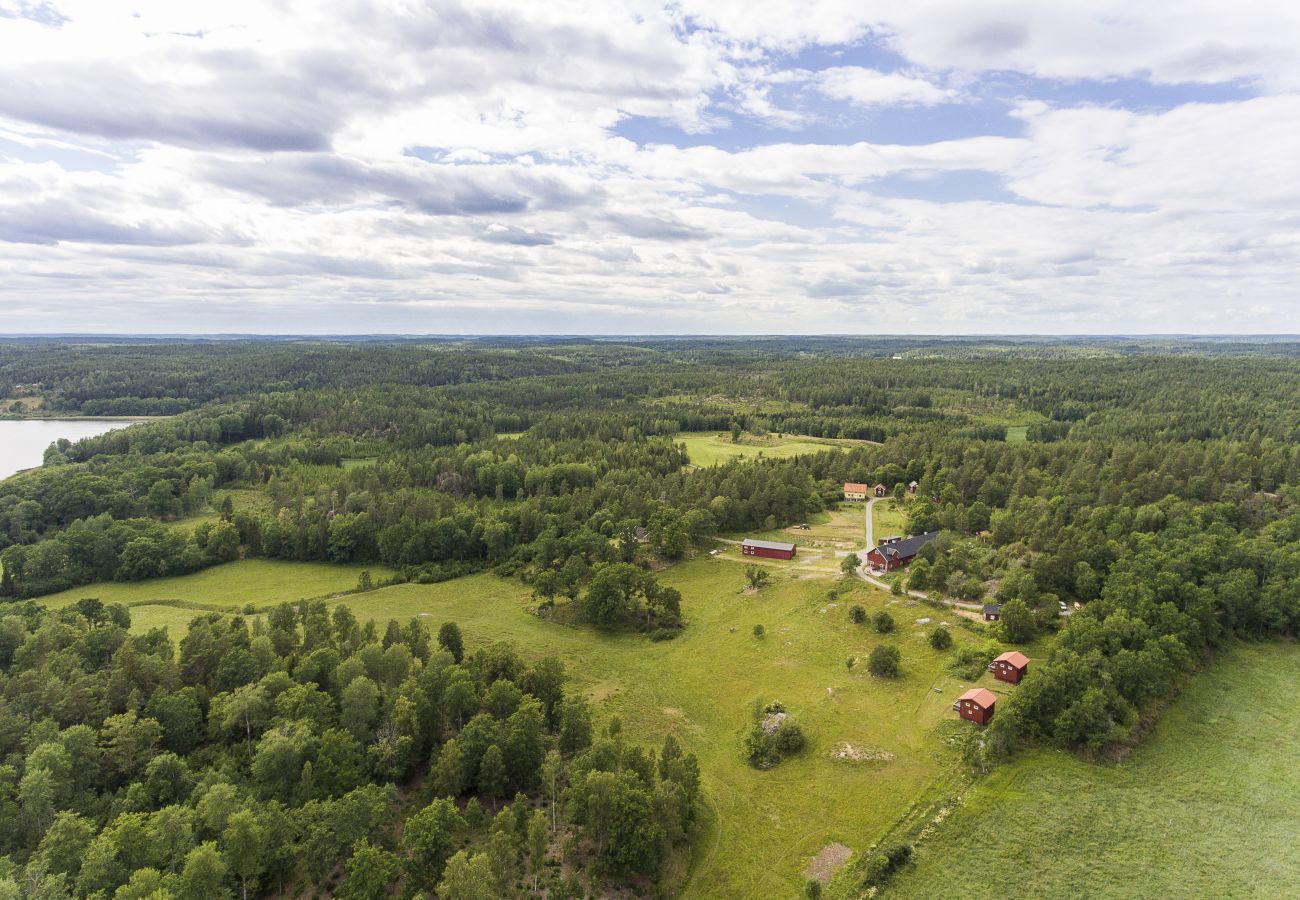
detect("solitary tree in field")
(849, 604), (866, 624)
(928, 627), (953, 650)
(745, 565), (770, 590)
(873, 610), (895, 633)
(868, 644), (901, 678)
(753, 624), (765, 638)
(841, 553), (860, 576)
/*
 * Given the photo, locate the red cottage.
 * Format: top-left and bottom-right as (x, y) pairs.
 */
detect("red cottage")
(954, 688), (997, 725)
(989, 651), (1029, 684)
(741, 538), (796, 560)
(865, 531), (939, 571)
(873, 482), (888, 497)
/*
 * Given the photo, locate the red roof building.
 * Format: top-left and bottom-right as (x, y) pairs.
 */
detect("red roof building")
(741, 538), (796, 560)
(953, 688), (997, 725)
(989, 651), (1029, 684)
(843, 482), (869, 501)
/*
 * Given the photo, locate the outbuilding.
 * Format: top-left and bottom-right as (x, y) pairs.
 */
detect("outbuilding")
(989, 651), (1029, 684)
(741, 538), (796, 560)
(907, 480), (919, 494)
(982, 603), (1001, 621)
(865, 531), (938, 571)
(843, 482), (869, 501)
(873, 483), (888, 497)
(954, 688), (997, 725)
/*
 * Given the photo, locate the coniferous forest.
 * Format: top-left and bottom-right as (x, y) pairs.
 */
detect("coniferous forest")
(1, 336), (1299, 898)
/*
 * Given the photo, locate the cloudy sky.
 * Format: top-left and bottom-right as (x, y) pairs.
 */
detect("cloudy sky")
(2, 0), (1299, 334)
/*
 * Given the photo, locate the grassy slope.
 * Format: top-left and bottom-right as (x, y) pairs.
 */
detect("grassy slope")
(39, 559), (392, 609)
(888, 641), (1300, 899)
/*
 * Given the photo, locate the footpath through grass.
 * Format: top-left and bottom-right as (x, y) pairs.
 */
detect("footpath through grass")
(887, 641), (1300, 899)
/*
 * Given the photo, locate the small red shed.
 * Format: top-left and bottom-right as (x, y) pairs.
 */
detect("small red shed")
(873, 483), (888, 497)
(954, 688), (997, 725)
(989, 651), (1029, 684)
(741, 538), (796, 560)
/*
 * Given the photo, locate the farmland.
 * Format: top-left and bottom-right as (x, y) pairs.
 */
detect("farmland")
(887, 642), (1300, 899)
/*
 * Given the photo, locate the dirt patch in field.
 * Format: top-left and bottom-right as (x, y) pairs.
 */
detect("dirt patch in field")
(805, 842), (853, 884)
(829, 742), (895, 763)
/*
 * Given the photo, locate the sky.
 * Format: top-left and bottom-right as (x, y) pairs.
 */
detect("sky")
(2, 1), (1300, 335)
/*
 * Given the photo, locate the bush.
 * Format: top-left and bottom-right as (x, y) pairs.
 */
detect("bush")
(649, 627), (681, 642)
(862, 843), (913, 887)
(949, 642), (1000, 679)
(872, 610), (895, 633)
(848, 605), (866, 624)
(890, 579), (904, 595)
(773, 721), (805, 754)
(753, 624), (765, 638)
(868, 644), (901, 678)
(928, 627), (953, 650)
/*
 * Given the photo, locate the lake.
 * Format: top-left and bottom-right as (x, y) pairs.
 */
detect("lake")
(0, 419), (143, 481)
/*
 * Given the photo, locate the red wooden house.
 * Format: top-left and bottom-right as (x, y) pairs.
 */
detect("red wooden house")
(953, 688), (997, 725)
(741, 538), (796, 560)
(873, 482), (888, 497)
(989, 651), (1029, 684)
(865, 531), (938, 571)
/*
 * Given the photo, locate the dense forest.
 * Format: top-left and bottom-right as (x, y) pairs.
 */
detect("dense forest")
(1, 337), (1299, 896)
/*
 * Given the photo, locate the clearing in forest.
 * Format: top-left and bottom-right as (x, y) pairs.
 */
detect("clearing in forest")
(676, 431), (866, 467)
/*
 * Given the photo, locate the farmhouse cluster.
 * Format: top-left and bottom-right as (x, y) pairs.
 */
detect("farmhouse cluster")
(952, 652), (1030, 725)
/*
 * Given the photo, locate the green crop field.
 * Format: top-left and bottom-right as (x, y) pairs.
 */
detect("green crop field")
(38, 559), (393, 610)
(887, 642), (1300, 899)
(677, 432), (865, 467)
(329, 558), (986, 897)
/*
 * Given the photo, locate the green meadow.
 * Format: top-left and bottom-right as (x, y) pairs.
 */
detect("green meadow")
(39, 559), (392, 610)
(38, 554), (991, 897)
(887, 641), (1300, 899)
(677, 432), (867, 467)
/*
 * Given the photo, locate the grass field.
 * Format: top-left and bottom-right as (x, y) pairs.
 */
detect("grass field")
(328, 558), (986, 898)
(887, 641), (1300, 899)
(1005, 425), (1028, 443)
(38, 559), (392, 610)
(872, 498), (911, 542)
(32, 550), (1000, 896)
(677, 432), (867, 467)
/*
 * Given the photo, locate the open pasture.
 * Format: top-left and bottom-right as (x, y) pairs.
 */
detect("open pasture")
(333, 558), (986, 898)
(677, 432), (866, 467)
(38, 559), (392, 610)
(887, 642), (1300, 899)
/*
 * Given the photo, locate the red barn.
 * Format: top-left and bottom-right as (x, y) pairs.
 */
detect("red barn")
(865, 531), (939, 571)
(989, 651), (1029, 684)
(873, 483), (888, 497)
(953, 688), (997, 725)
(741, 538), (796, 560)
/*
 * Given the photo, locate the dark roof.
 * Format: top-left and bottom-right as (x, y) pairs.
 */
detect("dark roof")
(983, 603), (1001, 614)
(742, 538), (796, 552)
(870, 531), (939, 561)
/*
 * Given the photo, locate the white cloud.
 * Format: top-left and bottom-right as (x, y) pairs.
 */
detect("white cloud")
(1, 1), (1299, 333)
(815, 67), (957, 108)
